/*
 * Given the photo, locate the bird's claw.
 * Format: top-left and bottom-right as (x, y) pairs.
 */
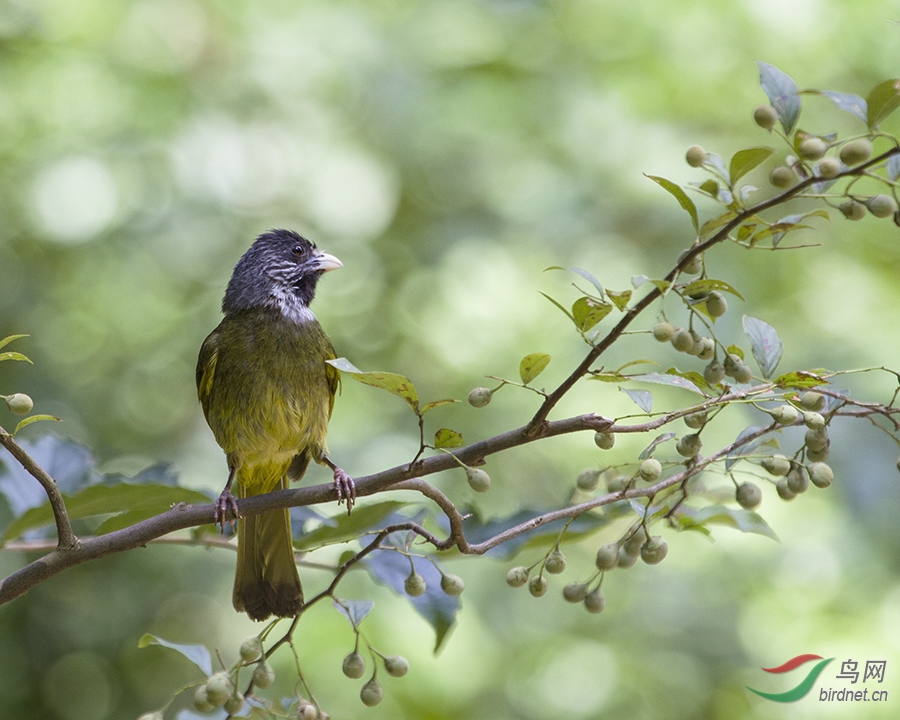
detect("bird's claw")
(333, 468), (356, 515)
(214, 489), (240, 531)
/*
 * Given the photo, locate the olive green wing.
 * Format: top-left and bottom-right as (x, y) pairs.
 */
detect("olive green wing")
(324, 338), (340, 417)
(196, 326), (221, 417)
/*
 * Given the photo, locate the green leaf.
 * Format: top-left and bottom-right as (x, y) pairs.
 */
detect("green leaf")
(726, 425), (767, 471)
(726, 345), (745, 360)
(742, 316), (783, 379)
(589, 371), (628, 383)
(539, 292), (575, 322)
(421, 399), (458, 414)
(620, 387), (652, 413)
(632, 372), (705, 396)
(697, 179), (719, 197)
(293, 501), (407, 551)
(571, 297), (612, 332)
(681, 505), (779, 541)
(812, 90), (867, 123)
(737, 223), (757, 242)
(773, 371), (827, 389)
(729, 147), (774, 183)
(0, 352), (32, 364)
(13, 414), (61, 435)
(866, 79), (900, 129)
(433, 428), (464, 449)
(638, 432), (676, 460)
(681, 278), (745, 301)
(607, 289), (631, 311)
(138, 634), (213, 677)
(0, 334), (29, 351)
(631, 276), (671, 293)
(519, 353), (551, 385)
(699, 210), (738, 238)
(326, 358), (419, 413)
(646, 175), (698, 231)
(757, 60), (801, 134)
(333, 598), (375, 628)
(545, 266), (605, 297)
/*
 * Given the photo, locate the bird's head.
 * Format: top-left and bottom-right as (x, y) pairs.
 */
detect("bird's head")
(222, 229), (342, 321)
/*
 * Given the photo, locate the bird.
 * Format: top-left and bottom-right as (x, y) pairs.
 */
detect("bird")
(196, 229), (355, 621)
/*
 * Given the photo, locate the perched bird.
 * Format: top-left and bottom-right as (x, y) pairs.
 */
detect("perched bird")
(196, 229), (355, 621)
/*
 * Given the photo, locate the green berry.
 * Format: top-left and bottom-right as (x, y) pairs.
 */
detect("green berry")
(360, 679), (384, 707)
(253, 662), (275, 689)
(808, 462), (834, 488)
(639, 458), (662, 482)
(467, 386), (493, 408)
(240, 636), (263, 662)
(384, 655), (410, 677)
(733, 363), (753, 384)
(528, 575), (548, 598)
(676, 433), (702, 458)
(5, 393), (33, 415)
(343, 651), (366, 679)
(297, 702), (318, 720)
(735, 482), (762, 509)
(684, 410), (707, 429)
(595, 543), (619, 571)
(193, 685), (214, 713)
(686, 330), (705, 356)
(224, 691), (245, 715)
(617, 546), (638, 568)
(803, 411), (825, 429)
(776, 478), (796, 501)
(686, 145), (706, 167)
(671, 328), (694, 353)
(545, 549), (566, 574)
(761, 454), (791, 477)
(772, 404), (799, 425)
(805, 427), (829, 452)
(405, 572), (426, 597)
(576, 468), (601, 491)
(839, 139), (873, 166)
(696, 337), (715, 361)
(723, 353), (741, 376)
(652, 322), (676, 341)
(440, 573), (465, 596)
(204, 672), (233, 707)
(817, 157), (841, 178)
(677, 249), (703, 274)
(786, 468), (809, 494)
(806, 445), (830, 462)
(606, 474), (629, 492)
(704, 360), (725, 385)
(769, 166), (794, 187)
(466, 467), (491, 492)
(563, 582), (588, 603)
(867, 194), (897, 218)
(753, 104), (778, 130)
(506, 566), (529, 587)
(640, 536), (668, 565)
(799, 391), (826, 411)
(840, 200), (867, 221)
(624, 528), (648, 556)
(594, 431), (615, 450)
(583, 587), (606, 613)
(799, 137), (827, 160)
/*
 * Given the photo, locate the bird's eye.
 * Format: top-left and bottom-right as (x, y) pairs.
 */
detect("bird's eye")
(291, 245), (305, 256)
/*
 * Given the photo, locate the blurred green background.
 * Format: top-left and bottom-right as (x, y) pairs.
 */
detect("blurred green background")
(1, 0), (900, 718)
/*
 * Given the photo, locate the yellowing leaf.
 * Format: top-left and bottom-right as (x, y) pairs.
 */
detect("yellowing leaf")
(434, 428), (464, 449)
(519, 353), (551, 385)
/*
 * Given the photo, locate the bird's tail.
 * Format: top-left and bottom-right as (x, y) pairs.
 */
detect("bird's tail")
(233, 475), (303, 621)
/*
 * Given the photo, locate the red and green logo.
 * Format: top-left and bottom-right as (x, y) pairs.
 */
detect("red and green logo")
(747, 654), (835, 702)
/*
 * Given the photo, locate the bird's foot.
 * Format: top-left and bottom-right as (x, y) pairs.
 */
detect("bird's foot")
(214, 489), (241, 531)
(333, 467), (356, 515)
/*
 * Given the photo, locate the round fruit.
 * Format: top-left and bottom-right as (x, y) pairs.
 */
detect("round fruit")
(617, 546), (638, 569)
(528, 575), (548, 598)
(240, 636), (263, 662)
(733, 363), (753, 384)
(639, 458), (662, 482)
(723, 353), (741, 376)
(562, 582), (588, 603)
(704, 360), (726, 385)
(467, 386), (493, 408)
(761, 454), (791, 477)
(696, 338), (715, 361)
(686, 145), (706, 167)
(799, 391), (826, 411)
(772, 404), (799, 425)
(595, 543), (620, 571)
(640, 536), (668, 565)
(671, 328), (694, 353)
(594, 431), (615, 450)
(298, 702), (318, 720)
(584, 587), (606, 613)
(840, 200), (867, 221)
(506, 566), (529, 587)
(786, 468), (809, 494)
(735, 482), (762, 509)
(205, 672), (233, 707)
(652, 322), (676, 341)
(769, 166), (794, 187)
(576, 468), (601, 491)
(5, 393), (33, 415)
(224, 692), (245, 715)
(545, 549), (567, 575)
(384, 655), (410, 678)
(805, 427), (829, 452)
(607, 474), (628, 492)
(776, 478), (796, 501)
(809, 462), (834, 488)
(684, 411), (707, 429)
(405, 572), (426, 597)
(253, 662), (275, 689)
(360, 679), (384, 707)
(839, 139), (873, 166)
(624, 528), (648, 556)
(676, 433), (702, 458)
(867, 194), (897, 218)
(817, 157), (841, 178)
(803, 412), (825, 429)
(806, 445), (830, 462)
(193, 685), (214, 713)
(466, 467), (491, 492)
(440, 573), (465, 596)
(753, 104), (778, 130)
(343, 652), (366, 679)
(799, 137), (827, 161)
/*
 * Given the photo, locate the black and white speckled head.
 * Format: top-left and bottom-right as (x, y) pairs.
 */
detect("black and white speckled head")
(222, 229), (342, 322)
